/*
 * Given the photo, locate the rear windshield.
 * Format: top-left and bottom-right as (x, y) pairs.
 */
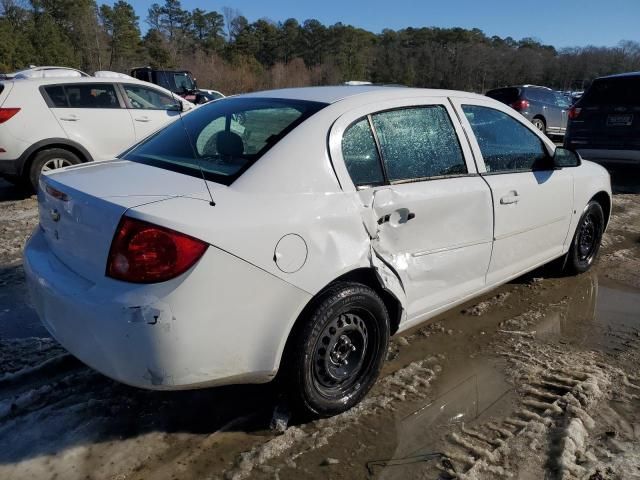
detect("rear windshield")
(123, 97), (327, 185)
(581, 77), (640, 106)
(485, 87), (520, 104)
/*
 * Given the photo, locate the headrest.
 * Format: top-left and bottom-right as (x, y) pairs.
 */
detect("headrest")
(216, 130), (244, 157)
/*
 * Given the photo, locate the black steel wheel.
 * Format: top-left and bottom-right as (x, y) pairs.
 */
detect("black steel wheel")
(565, 201), (605, 274)
(286, 282), (390, 417)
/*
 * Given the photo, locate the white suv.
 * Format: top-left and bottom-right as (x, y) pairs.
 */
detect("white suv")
(0, 77), (193, 190)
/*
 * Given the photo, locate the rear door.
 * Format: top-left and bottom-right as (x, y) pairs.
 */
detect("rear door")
(330, 98), (494, 324)
(44, 82), (135, 160)
(452, 98), (573, 284)
(553, 92), (571, 134)
(119, 83), (182, 140)
(534, 89), (563, 134)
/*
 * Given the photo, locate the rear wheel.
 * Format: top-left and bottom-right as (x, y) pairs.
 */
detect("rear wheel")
(564, 201), (604, 274)
(28, 148), (82, 191)
(287, 282), (390, 418)
(532, 117), (546, 134)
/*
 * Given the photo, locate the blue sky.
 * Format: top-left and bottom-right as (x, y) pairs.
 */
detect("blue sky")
(123, 0), (638, 48)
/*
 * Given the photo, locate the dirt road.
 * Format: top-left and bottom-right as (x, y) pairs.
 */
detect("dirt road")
(0, 175), (639, 480)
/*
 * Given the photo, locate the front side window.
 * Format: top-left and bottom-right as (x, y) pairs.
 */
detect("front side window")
(123, 84), (178, 110)
(123, 97), (326, 185)
(342, 118), (384, 187)
(62, 84), (119, 108)
(371, 106), (467, 182)
(462, 105), (550, 173)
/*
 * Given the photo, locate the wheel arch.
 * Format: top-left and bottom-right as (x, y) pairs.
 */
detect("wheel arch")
(532, 114), (546, 125)
(277, 267), (403, 377)
(591, 190), (611, 229)
(18, 138), (93, 177)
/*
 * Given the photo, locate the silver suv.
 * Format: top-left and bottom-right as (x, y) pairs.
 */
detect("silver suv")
(485, 85), (572, 137)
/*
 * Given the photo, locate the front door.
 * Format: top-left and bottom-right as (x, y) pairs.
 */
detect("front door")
(333, 99), (494, 325)
(120, 83), (182, 141)
(455, 101), (573, 284)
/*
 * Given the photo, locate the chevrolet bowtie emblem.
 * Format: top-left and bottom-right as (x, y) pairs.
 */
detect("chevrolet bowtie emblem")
(50, 208), (61, 222)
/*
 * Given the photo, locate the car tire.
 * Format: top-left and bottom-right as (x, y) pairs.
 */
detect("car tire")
(286, 282), (390, 418)
(564, 201), (605, 275)
(532, 117), (546, 134)
(28, 148), (82, 192)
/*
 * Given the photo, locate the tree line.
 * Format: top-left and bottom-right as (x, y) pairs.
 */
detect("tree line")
(1, 0), (639, 95)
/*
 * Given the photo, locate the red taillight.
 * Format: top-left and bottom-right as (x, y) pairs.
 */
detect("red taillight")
(0, 108), (20, 124)
(510, 100), (530, 111)
(568, 106), (582, 119)
(106, 217), (208, 283)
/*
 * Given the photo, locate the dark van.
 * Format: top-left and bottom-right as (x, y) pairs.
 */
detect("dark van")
(564, 72), (640, 165)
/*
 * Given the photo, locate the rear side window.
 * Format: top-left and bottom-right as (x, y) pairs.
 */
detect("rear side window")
(43, 84), (120, 108)
(462, 105), (549, 173)
(581, 77), (640, 106)
(342, 118), (384, 187)
(43, 86), (68, 107)
(371, 106), (467, 182)
(123, 97), (326, 185)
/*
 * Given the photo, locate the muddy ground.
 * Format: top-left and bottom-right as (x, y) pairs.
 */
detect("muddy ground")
(0, 167), (639, 480)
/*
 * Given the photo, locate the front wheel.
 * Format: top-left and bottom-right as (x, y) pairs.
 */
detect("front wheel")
(564, 201), (604, 274)
(287, 282), (390, 418)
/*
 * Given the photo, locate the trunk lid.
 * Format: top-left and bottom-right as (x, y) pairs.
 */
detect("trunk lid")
(38, 159), (213, 282)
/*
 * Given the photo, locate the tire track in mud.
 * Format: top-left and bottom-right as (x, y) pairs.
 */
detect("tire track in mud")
(431, 320), (640, 480)
(223, 356), (444, 480)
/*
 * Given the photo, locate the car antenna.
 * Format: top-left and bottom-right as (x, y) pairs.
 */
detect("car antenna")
(164, 71), (216, 207)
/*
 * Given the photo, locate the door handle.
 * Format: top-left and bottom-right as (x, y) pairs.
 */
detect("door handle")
(135, 116), (151, 122)
(500, 191), (519, 205)
(59, 115), (78, 121)
(378, 210), (415, 225)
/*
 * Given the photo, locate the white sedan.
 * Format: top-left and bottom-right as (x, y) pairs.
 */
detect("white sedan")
(24, 86), (611, 417)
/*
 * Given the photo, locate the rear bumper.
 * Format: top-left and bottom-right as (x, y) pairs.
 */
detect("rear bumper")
(23, 228), (311, 390)
(0, 158), (20, 176)
(576, 148), (640, 164)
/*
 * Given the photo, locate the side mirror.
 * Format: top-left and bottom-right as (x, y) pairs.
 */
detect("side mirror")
(553, 147), (581, 168)
(167, 101), (184, 112)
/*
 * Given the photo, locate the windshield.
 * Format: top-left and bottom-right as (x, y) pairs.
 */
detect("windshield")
(486, 87), (520, 104)
(122, 97), (327, 185)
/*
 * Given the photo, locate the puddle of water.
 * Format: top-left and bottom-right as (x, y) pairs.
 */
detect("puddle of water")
(536, 273), (640, 352)
(369, 359), (513, 479)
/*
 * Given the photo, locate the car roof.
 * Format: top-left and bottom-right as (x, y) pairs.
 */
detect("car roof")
(597, 71), (640, 80)
(239, 85), (486, 104)
(3, 76), (156, 86)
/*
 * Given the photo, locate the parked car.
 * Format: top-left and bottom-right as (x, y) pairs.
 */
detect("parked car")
(130, 67), (223, 104)
(564, 72), (640, 165)
(485, 85), (572, 136)
(0, 76), (194, 190)
(24, 86), (611, 417)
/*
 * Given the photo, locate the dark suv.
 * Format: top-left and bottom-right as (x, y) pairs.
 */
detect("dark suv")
(485, 85), (571, 137)
(564, 72), (640, 165)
